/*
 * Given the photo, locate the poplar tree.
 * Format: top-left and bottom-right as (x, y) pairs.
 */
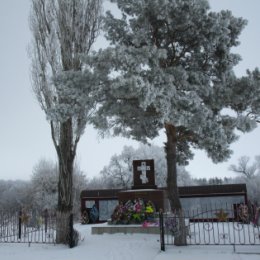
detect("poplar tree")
(29, 0), (102, 244)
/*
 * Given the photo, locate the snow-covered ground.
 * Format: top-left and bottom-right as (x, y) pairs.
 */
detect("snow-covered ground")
(0, 223), (259, 260)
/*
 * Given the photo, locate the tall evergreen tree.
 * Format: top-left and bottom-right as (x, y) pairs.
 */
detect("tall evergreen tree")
(90, 0), (259, 245)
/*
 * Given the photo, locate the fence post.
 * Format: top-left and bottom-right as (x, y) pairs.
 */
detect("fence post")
(44, 209), (48, 233)
(159, 209), (165, 251)
(68, 213), (74, 248)
(18, 210), (22, 240)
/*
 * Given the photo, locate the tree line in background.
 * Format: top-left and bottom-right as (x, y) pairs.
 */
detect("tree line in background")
(1, 145), (259, 215)
(0, 159), (87, 220)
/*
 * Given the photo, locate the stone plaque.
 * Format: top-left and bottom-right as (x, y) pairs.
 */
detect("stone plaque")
(132, 159), (157, 189)
(99, 200), (118, 221)
(118, 189), (166, 211)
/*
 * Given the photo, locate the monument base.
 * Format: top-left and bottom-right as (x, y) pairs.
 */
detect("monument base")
(91, 224), (160, 235)
(118, 189), (168, 211)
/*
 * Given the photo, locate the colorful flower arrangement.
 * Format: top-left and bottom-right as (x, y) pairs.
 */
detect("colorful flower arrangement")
(111, 198), (156, 224)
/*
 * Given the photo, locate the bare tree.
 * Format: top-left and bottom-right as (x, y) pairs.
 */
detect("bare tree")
(229, 156), (260, 204)
(29, 0), (102, 244)
(229, 156), (258, 179)
(100, 146), (134, 189)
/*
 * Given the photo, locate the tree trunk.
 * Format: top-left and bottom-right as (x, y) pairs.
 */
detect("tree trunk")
(165, 123), (187, 246)
(55, 119), (75, 244)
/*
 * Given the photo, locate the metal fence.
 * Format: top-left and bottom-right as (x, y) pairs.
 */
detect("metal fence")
(0, 209), (56, 244)
(160, 204), (260, 250)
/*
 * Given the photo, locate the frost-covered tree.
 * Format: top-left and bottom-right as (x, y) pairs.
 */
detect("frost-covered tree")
(228, 69), (260, 126)
(229, 156), (260, 204)
(72, 163), (88, 219)
(31, 159), (58, 210)
(177, 169), (195, 187)
(99, 144), (193, 189)
(86, 176), (107, 189)
(90, 0), (257, 245)
(100, 146), (134, 189)
(100, 145), (162, 188)
(29, 0), (102, 244)
(207, 177), (223, 185)
(0, 180), (31, 211)
(229, 156), (258, 180)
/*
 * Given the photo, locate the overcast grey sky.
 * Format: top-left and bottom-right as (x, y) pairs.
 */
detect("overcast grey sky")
(0, 0), (260, 181)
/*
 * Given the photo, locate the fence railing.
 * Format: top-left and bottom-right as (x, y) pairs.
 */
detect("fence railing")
(159, 204), (260, 250)
(0, 209), (56, 244)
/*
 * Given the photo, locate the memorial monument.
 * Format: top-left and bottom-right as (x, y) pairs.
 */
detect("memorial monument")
(80, 159), (248, 223)
(118, 159), (167, 212)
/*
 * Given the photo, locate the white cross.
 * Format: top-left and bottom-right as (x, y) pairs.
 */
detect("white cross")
(137, 161), (150, 184)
